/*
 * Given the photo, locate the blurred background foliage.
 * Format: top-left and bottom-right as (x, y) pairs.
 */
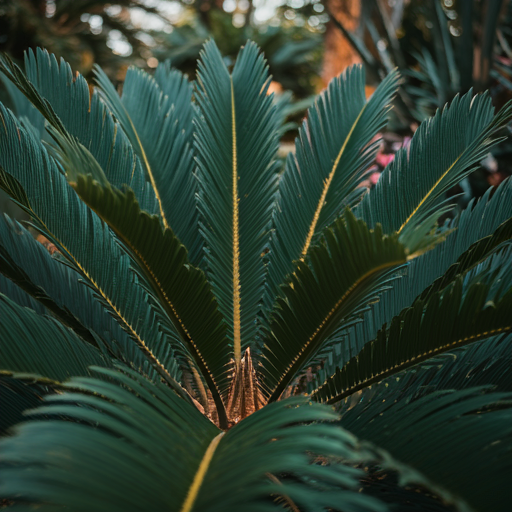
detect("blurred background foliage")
(1, 1), (510, 105)
(0, 0), (511, 207)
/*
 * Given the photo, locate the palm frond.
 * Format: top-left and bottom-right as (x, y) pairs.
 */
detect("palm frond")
(0, 367), (386, 512)
(259, 210), (406, 402)
(0, 293), (108, 381)
(421, 334), (512, 392)
(0, 273), (46, 315)
(0, 72), (44, 135)
(153, 60), (196, 137)
(72, 174), (231, 421)
(264, 66), (400, 309)
(355, 91), (512, 252)
(381, 333), (512, 398)
(194, 40), (281, 361)
(339, 337), (512, 512)
(94, 64), (202, 264)
(312, 244), (512, 404)
(0, 103), (187, 400)
(0, 49), (157, 213)
(313, 177), (512, 387)
(0, 374), (55, 436)
(0, 215), (159, 374)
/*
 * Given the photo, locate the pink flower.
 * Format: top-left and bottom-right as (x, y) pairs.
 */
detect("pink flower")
(370, 172), (381, 185)
(376, 152), (395, 167)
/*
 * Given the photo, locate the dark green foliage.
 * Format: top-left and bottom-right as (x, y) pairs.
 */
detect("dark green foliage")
(339, 334), (512, 512)
(260, 211), (406, 402)
(312, 244), (512, 404)
(265, 67), (400, 309)
(0, 41), (512, 511)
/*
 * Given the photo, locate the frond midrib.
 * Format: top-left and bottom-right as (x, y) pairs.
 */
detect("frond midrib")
(265, 258), (405, 403)
(231, 76), (241, 368)
(316, 325), (511, 405)
(300, 103), (367, 258)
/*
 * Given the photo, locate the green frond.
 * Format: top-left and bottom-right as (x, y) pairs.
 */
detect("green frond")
(190, 397), (386, 512)
(312, 244), (512, 404)
(0, 293), (108, 381)
(355, 91), (512, 252)
(402, 333), (512, 394)
(0, 215), (158, 375)
(72, 174), (230, 423)
(0, 102), (186, 398)
(339, 337), (512, 511)
(94, 63), (202, 264)
(259, 210), (406, 402)
(0, 374), (54, 435)
(194, 40), (281, 360)
(0, 367), (218, 512)
(311, 177), (512, 388)
(0, 48), (157, 213)
(265, 66), (400, 310)
(0, 273), (46, 314)
(153, 60), (196, 137)
(0, 71), (44, 135)
(0, 367), (385, 512)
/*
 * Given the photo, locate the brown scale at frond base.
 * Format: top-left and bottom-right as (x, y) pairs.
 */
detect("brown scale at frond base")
(224, 347), (266, 428)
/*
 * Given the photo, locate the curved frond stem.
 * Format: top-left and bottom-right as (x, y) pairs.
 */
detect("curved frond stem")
(40, 217), (189, 400)
(301, 103), (367, 258)
(231, 76), (241, 368)
(397, 151), (463, 235)
(312, 248), (512, 405)
(0, 120), (190, 405)
(267, 258), (405, 403)
(180, 432), (225, 512)
(259, 211), (406, 403)
(71, 177), (230, 428)
(356, 92), (512, 253)
(123, 107), (169, 229)
(323, 325), (510, 404)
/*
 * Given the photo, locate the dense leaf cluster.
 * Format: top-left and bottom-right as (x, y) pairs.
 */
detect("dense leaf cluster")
(0, 41), (511, 511)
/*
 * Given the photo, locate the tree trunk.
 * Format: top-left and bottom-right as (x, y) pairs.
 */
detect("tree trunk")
(322, 0), (362, 86)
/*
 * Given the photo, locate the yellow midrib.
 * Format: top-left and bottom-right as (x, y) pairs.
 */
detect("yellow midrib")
(180, 432), (224, 512)
(318, 324), (511, 404)
(397, 153), (463, 235)
(231, 77), (241, 368)
(72, 178), (223, 397)
(300, 104), (367, 259)
(29, 209), (179, 391)
(268, 258), (405, 400)
(121, 102), (170, 230)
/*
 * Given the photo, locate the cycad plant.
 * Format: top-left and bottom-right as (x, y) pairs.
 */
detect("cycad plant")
(1, 41), (512, 512)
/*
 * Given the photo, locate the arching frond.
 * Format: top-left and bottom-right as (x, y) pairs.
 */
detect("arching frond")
(0, 49), (157, 212)
(0, 367), (386, 512)
(0, 103), (186, 398)
(194, 41), (281, 362)
(311, 178), (512, 389)
(312, 244), (512, 404)
(0, 215), (159, 376)
(355, 91), (512, 252)
(94, 64), (202, 263)
(72, 174), (231, 422)
(259, 210), (406, 402)
(339, 335), (512, 512)
(264, 66), (399, 309)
